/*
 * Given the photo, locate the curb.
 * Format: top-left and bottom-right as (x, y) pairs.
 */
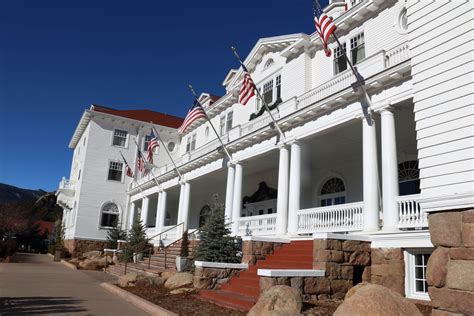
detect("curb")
(60, 259), (78, 270)
(100, 282), (178, 316)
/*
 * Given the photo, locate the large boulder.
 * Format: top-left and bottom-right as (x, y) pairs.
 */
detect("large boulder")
(78, 259), (100, 270)
(334, 283), (421, 316)
(248, 285), (302, 316)
(118, 272), (139, 287)
(164, 272), (193, 290)
(83, 250), (102, 259)
(161, 271), (176, 282)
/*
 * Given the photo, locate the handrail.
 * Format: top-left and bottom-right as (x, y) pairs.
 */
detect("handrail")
(148, 222), (184, 245)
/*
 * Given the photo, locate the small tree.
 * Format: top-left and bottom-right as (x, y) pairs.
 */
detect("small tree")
(127, 218), (148, 254)
(194, 209), (239, 263)
(106, 221), (127, 249)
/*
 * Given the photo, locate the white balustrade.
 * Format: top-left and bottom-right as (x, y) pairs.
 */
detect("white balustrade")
(237, 214), (277, 236)
(296, 202), (364, 234)
(397, 194), (426, 229)
(59, 177), (75, 191)
(385, 43), (410, 68)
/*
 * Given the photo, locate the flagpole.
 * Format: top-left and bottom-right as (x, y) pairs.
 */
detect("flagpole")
(230, 46), (286, 141)
(314, 0), (373, 122)
(150, 125), (183, 181)
(132, 138), (162, 189)
(188, 85), (233, 161)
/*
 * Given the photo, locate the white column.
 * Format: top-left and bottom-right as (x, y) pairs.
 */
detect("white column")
(128, 202), (136, 230)
(231, 163), (243, 235)
(159, 190), (167, 230)
(155, 192), (163, 231)
(362, 117), (381, 232)
(140, 197), (150, 227)
(177, 183), (185, 234)
(288, 141), (301, 235)
(182, 182), (191, 232)
(276, 144), (290, 236)
(381, 109), (400, 231)
(224, 164), (235, 224)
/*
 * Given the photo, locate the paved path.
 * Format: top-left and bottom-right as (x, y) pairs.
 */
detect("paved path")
(0, 253), (148, 315)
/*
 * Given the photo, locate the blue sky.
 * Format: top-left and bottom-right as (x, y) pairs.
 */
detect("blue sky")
(0, 0), (328, 192)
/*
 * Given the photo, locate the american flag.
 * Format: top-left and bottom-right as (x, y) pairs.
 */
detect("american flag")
(314, 0), (337, 57)
(120, 152), (134, 178)
(137, 150), (146, 175)
(178, 99), (207, 134)
(146, 129), (159, 164)
(239, 65), (256, 106)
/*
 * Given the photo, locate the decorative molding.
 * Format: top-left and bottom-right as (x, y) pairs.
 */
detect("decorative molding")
(258, 269), (325, 277)
(194, 261), (248, 270)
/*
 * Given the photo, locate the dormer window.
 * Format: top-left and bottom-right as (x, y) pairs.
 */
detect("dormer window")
(264, 58), (275, 69)
(257, 74), (282, 108)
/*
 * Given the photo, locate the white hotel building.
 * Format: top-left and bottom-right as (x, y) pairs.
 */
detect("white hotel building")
(57, 0), (473, 301)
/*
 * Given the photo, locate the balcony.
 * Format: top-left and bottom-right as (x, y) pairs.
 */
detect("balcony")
(397, 194), (426, 229)
(237, 213), (277, 236)
(56, 177), (75, 210)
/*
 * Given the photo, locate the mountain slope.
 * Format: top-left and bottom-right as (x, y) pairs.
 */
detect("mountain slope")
(0, 183), (46, 206)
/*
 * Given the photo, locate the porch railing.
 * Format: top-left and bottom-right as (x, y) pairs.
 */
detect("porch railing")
(397, 194), (426, 229)
(237, 213), (277, 236)
(296, 202), (364, 234)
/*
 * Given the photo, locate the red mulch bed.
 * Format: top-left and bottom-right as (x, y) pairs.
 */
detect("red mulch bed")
(123, 284), (246, 316)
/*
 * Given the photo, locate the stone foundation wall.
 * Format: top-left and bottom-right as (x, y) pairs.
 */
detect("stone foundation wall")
(64, 239), (108, 258)
(370, 248), (405, 296)
(193, 266), (242, 290)
(427, 209), (474, 315)
(242, 240), (285, 265)
(297, 238), (371, 300)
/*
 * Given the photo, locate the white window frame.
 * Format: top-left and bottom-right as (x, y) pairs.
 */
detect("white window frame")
(219, 115), (226, 136)
(191, 133), (197, 151)
(186, 136), (191, 153)
(333, 43), (348, 75)
(226, 111), (233, 133)
(111, 129), (128, 148)
(255, 72), (282, 109)
(143, 134), (152, 151)
(350, 32), (365, 65)
(107, 160), (124, 182)
(333, 32), (366, 75)
(99, 201), (121, 229)
(404, 248), (433, 301)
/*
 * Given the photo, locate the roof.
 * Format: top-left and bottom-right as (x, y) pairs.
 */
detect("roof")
(91, 105), (184, 128)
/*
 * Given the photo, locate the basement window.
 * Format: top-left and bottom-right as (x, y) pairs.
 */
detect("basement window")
(405, 249), (433, 300)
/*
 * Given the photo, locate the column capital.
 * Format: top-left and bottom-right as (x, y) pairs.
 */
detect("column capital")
(228, 160), (240, 167)
(288, 139), (301, 146)
(277, 142), (289, 150)
(379, 106), (395, 115)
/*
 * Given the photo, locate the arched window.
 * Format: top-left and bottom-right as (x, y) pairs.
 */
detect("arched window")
(320, 178), (346, 207)
(264, 58), (274, 69)
(100, 202), (120, 228)
(199, 205), (211, 227)
(398, 160), (420, 195)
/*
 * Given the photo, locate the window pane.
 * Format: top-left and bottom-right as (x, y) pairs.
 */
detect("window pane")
(415, 280), (424, 292)
(334, 196), (346, 205)
(226, 112), (233, 132)
(143, 135), (151, 151)
(334, 44), (347, 74)
(276, 75), (281, 100)
(113, 129), (127, 147)
(263, 80), (274, 104)
(101, 213), (118, 227)
(108, 161), (123, 181)
(415, 266), (424, 279)
(350, 33), (365, 65)
(220, 116), (225, 135)
(415, 253), (423, 265)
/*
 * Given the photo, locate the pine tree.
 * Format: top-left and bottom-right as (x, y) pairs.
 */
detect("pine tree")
(106, 221), (127, 249)
(127, 218), (149, 254)
(194, 208), (239, 263)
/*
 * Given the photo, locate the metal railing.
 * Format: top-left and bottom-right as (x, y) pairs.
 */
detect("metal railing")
(297, 202), (364, 234)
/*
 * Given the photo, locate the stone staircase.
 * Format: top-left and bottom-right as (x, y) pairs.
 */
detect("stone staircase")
(198, 240), (313, 311)
(106, 239), (194, 277)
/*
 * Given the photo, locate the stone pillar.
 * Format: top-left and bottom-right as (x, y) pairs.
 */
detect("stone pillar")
(276, 144), (290, 236)
(225, 164), (235, 224)
(232, 163), (243, 235)
(182, 182), (191, 232)
(140, 196), (150, 227)
(427, 210), (474, 315)
(288, 141), (302, 235)
(362, 117), (380, 232)
(155, 191), (163, 231)
(381, 108), (400, 231)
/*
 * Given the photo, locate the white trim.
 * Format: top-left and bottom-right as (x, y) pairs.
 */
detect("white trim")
(241, 236), (291, 243)
(370, 231), (432, 248)
(420, 192), (474, 213)
(404, 248), (433, 301)
(194, 261), (248, 270)
(111, 128), (129, 149)
(257, 269), (325, 277)
(98, 200), (122, 230)
(313, 232), (372, 242)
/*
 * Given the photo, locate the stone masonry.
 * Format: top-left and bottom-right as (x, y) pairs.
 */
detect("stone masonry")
(370, 248), (405, 296)
(427, 209), (474, 315)
(193, 266), (242, 290)
(64, 239), (108, 258)
(242, 240), (285, 265)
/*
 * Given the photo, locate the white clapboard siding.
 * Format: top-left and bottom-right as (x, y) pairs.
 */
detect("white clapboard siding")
(409, 0), (474, 204)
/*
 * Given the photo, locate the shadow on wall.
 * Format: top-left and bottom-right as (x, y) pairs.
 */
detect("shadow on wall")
(0, 297), (87, 315)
